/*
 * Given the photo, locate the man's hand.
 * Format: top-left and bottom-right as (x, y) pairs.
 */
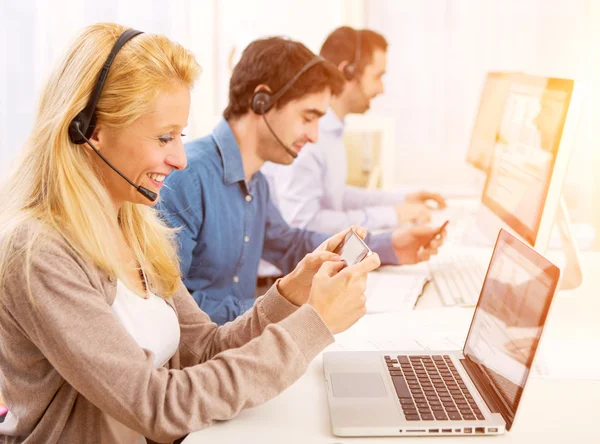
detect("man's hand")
(406, 190), (447, 210)
(395, 202), (431, 225)
(391, 224), (446, 265)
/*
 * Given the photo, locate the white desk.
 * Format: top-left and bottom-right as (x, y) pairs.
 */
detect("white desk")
(184, 252), (600, 444)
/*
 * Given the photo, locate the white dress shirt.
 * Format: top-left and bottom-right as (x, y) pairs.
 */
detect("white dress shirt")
(263, 108), (405, 233)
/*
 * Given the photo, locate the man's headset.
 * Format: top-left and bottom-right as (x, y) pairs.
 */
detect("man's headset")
(250, 56), (325, 159)
(68, 29), (158, 202)
(342, 28), (361, 81)
(342, 29), (369, 108)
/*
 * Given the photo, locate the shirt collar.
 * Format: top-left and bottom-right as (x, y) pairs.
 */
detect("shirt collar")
(319, 108), (345, 137)
(212, 118), (246, 185)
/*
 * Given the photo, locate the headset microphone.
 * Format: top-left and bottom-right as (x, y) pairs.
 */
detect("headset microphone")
(261, 115), (298, 158)
(72, 122), (158, 202)
(68, 29), (157, 202)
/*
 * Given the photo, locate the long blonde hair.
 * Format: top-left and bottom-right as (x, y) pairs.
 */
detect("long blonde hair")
(0, 22), (201, 298)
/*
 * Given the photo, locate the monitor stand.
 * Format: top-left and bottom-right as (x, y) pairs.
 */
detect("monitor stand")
(553, 197), (583, 291)
(462, 194), (583, 291)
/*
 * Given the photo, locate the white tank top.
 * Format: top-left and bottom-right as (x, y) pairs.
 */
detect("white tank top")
(104, 280), (181, 443)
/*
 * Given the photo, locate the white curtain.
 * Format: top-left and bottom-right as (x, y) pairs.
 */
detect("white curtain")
(0, 0), (217, 176)
(0, 0), (353, 174)
(366, 0), (599, 233)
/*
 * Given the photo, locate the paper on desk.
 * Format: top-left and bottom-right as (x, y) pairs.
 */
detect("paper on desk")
(532, 338), (600, 380)
(337, 307), (474, 340)
(330, 332), (467, 354)
(332, 307), (474, 352)
(365, 268), (430, 314)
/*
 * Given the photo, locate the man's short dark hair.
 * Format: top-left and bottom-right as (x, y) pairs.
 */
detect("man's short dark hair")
(223, 37), (344, 120)
(320, 26), (388, 76)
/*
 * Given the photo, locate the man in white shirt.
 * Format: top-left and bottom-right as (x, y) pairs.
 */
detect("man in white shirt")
(263, 26), (447, 234)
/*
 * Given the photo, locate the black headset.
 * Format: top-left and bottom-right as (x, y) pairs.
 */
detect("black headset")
(250, 56), (325, 115)
(342, 29), (361, 81)
(69, 29), (143, 144)
(67, 29), (157, 202)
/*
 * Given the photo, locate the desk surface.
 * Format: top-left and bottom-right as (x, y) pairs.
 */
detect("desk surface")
(184, 252), (600, 444)
(185, 355), (600, 444)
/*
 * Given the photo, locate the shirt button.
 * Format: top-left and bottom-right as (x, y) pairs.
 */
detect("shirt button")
(245, 195), (252, 202)
(244, 235), (250, 243)
(233, 276), (239, 283)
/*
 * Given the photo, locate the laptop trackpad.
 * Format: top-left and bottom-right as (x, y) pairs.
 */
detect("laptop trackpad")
(331, 373), (387, 398)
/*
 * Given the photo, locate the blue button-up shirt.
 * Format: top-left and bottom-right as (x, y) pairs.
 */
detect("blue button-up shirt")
(159, 119), (397, 325)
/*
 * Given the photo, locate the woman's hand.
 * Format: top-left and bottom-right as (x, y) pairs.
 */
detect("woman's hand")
(277, 226), (368, 307)
(307, 252), (381, 334)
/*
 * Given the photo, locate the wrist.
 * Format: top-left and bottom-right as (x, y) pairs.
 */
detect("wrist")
(306, 298), (326, 326)
(277, 275), (301, 307)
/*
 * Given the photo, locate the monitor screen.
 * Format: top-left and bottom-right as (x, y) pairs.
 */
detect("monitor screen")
(480, 76), (573, 246)
(466, 72), (515, 173)
(463, 229), (559, 430)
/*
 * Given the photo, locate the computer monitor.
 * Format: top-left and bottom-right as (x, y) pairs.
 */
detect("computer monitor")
(477, 74), (583, 289)
(466, 72), (517, 174)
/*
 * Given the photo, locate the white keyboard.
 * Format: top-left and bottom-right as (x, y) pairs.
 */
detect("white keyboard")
(430, 204), (473, 227)
(430, 203), (478, 244)
(431, 204), (498, 248)
(429, 252), (488, 306)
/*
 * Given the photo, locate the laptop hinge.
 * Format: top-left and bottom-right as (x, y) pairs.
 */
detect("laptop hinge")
(460, 358), (506, 417)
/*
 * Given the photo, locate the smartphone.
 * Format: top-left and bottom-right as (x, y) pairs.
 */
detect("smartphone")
(333, 229), (372, 266)
(425, 220), (449, 246)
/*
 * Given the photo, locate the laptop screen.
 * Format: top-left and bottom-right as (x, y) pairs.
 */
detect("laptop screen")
(463, 229), (560, 429)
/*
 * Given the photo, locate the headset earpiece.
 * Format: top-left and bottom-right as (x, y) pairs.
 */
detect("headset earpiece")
(68, 111), (96, 145)
(68, 118), (85, 144)
(250, 56), (324, 116)
(343, 29), (361, 82)
(251, 90), (273, 115)
(343, 63), (356, 81)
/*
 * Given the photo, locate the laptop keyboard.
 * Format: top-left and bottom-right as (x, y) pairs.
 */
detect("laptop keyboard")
(385, 355), (485, 421)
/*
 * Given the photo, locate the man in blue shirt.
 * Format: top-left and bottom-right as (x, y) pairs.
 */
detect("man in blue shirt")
(160, 37), (444, 325)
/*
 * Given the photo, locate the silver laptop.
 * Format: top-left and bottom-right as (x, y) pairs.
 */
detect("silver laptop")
(324, 229), (560, 436)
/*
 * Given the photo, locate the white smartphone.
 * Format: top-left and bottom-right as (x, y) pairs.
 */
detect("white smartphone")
(333, 229), (372, 266)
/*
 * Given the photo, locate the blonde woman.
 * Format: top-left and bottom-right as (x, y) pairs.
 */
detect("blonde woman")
(0, 23), (380, 444)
